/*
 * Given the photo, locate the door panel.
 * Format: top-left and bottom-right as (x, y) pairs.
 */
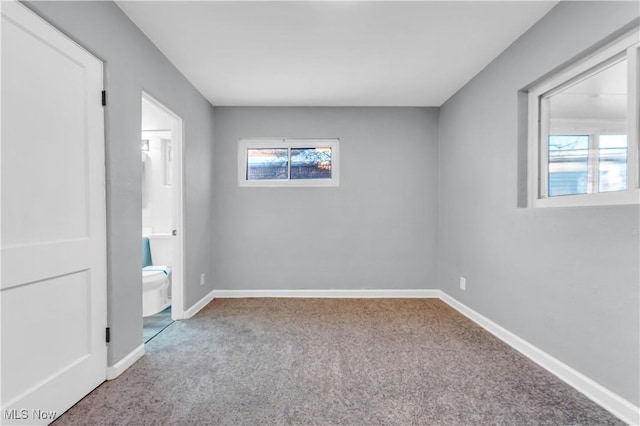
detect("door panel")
(2, 271), (91, 401)
(1, 9), (89, 248)
(1, 1), (107, 424)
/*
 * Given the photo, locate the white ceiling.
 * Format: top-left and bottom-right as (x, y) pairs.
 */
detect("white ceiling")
(116, 1), (558, 107)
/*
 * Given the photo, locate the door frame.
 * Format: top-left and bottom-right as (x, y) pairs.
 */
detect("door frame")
(141, 91), (185, 320)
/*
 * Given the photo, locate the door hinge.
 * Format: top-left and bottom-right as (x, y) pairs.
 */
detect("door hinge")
(101, 90), (107, 106)
(106, 327), (111, 343)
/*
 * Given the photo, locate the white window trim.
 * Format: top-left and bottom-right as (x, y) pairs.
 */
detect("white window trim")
(238, 138), (340, 187)
(527, 29), (640, 208)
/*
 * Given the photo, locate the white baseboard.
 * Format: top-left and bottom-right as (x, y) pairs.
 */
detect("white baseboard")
(211, 288), (440, 299)
(106, 344), (144, 380)
(184, 288), (216, 319)
(439, 291), (639, 425)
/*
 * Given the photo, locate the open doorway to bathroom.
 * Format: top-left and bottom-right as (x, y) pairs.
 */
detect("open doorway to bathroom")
(141, 92), (185, 343)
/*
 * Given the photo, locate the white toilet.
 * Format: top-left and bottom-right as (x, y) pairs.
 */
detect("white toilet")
(143, 266), (171, 317)
(142, 236), (172, 317)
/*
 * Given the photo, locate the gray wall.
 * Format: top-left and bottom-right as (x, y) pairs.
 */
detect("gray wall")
(25, 1), (216, 366)
(438, 1), (639, 404)
(213, 107), (439, 291)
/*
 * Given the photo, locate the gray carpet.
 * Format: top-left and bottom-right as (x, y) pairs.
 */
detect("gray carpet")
(54, 298), (624, 425)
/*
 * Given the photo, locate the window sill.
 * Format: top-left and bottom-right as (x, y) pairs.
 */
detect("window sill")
(238, 178), (339, 188)
(531, 189), (640, 208)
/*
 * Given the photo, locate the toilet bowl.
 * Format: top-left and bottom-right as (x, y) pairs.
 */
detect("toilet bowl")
(143, 266), (171, 317)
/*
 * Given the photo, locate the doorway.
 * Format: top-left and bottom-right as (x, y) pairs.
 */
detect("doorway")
(140, 92), (185, 341)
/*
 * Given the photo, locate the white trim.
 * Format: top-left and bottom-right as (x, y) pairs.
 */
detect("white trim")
(530, 31), (638, 97)
(533, 188), (640, 208)
(439, 292), (640, 425)
(184, 288), (216, 319)
(106, 344), (145, 380)
(628, 42), (640, 190)
(211, 289), (441, 299)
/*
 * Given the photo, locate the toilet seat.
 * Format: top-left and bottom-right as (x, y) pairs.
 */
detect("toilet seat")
(143, 268), (168, 280)
(142, 266), (172, 317)
(143, 265), (171, 276)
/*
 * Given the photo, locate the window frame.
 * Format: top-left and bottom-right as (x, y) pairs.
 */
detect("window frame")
(238, 138), (340, 187)
(527, 29), (639, 208)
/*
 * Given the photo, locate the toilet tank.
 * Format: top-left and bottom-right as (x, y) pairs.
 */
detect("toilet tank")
(146, 233), (174, 267)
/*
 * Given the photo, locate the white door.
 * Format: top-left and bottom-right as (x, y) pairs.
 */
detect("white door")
(1, 1), (107, 424)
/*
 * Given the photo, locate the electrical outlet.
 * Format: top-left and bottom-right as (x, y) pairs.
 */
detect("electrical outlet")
(200, 273), (205, 286)
(460, 277), (466, 291)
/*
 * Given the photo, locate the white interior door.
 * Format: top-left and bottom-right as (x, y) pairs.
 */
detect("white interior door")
(1, 2), (107, 424)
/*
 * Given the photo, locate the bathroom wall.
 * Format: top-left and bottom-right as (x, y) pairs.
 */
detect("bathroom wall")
(141, 133), (173, 235)
(438, 1), (639, 404)
(25, 1), (216, 367)
(213, 107), (439, 291)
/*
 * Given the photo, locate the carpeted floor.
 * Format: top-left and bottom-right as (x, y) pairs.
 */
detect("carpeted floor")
(54, 298), (624, 425)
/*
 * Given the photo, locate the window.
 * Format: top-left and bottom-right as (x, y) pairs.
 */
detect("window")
(238, 139), (339, 187)
(528, 29), (639, 207)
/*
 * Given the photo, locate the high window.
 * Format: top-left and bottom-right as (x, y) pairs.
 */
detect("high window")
(528, 29), (639, 207)
(238, 139), (339, 187)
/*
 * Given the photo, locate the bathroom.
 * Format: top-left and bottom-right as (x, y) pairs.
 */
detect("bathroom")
(141, 93), (183, 342)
